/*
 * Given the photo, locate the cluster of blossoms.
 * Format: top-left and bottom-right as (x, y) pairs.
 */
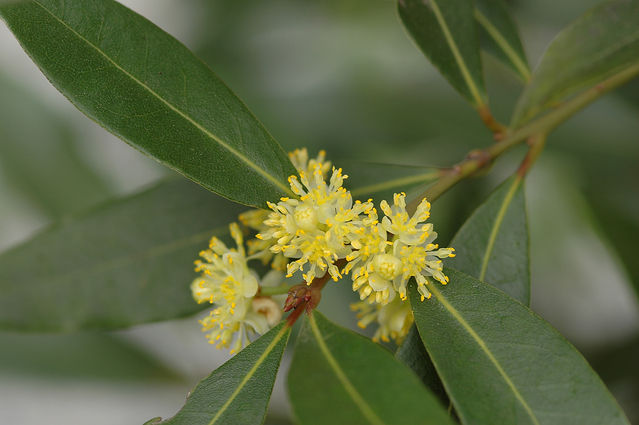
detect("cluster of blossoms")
(191, 148), (454, 351)
(190, 223), (283, 353)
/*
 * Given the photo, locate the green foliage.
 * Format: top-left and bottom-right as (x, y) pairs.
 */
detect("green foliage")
(288, 311), (454, 425)
(0, 177), (246, 331)
(474, 0), (531, 82)
(155, 322), (290, 425)
(512, 0), (639, 126)
(398, 0), (486, 107)
(0, 0), (297, 208)
(410, 268), (629, 425)
(446, 175), (530, 305)
(0, 0), (638, 423)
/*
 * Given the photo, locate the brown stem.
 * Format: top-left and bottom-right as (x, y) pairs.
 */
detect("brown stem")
(282, 259), (347, 325)
(517, 133), (548, 178)
(478, 104), (508, 137)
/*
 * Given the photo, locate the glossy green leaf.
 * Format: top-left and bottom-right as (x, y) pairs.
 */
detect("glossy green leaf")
(154, 321), (291, 425)
(410, 268), (630, 425)
(0, 176), (247, 332)
(398, 0), (487, 107)
(512, 0), (639, 126)
(446, 175), (530, 305)
(0, 0), (297, 208)
(344, 161), (440, 205)
(474, 0), (531, 82)
(288, 311), (454, 425)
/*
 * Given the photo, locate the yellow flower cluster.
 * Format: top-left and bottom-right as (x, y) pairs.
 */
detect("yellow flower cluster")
(256, 169), (454, 305)
(191, 148), (454, 350)
(190, 223), (283, 353)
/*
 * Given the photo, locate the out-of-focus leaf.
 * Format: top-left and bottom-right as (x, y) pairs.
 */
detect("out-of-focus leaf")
(344, 161), (440, 205)
(154, 321), (291, 425)
(0, 0), (297, 208)
(394, 325), (450, 409)
(410, 268), (630, 425)
(398, 0), (487, 108)
(0, 176), (247, 332)
(588, 335), (639, 424)
(474, 0), (531, 82)
(0, 70), (111, 218)
(288, 310), (454, 425)
(512, 0), (639, 126)
(0, 332), (180, 382)
(445, 175), (530, 305)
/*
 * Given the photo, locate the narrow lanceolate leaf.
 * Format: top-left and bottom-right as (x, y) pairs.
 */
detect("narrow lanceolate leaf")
(0, 177), (247, 332)
(154, 322), (291, 425)
(0, 0), (297, 208)
(474, 0), (531, 82)
(288, 311), (454, 425)
(398, 0), (487, 107)
(512, 0), (639, 126)
(410, 268), (630, 425)
(445, 175), (530, 305)
(344, 161), (440, 205)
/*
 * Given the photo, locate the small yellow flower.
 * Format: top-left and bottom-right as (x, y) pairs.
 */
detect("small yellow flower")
(239, 209), (287, 271)
(345, 193), (454, 304)
(258, 164), (373, 284)
(352, 297), (414, 344)
(289, 148), (331, 177)
(380, 193), (432, 246)
(191, 223), (284, 353)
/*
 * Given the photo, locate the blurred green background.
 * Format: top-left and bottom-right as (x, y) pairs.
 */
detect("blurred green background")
(0, 0), (637, 423)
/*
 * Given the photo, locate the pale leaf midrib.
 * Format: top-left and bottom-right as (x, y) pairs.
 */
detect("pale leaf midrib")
(429, 0), (484, 106)
(473, 8), (531, 81)
(32, 1), (293, 197)
(309, 314), (386, 425)
(430, 283), (540, 425)
(479, 176), (521, 282)
(207, 324), (289, 425)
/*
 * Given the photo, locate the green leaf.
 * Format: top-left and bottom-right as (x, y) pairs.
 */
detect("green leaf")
(395, 325), (451, 409)
(410, 268), (630, 425)
(288, 310), (455, 425)
(512, 0), (639, 126)
(0, 176), (247, 332)
(0, 0), (297, 208)
(344, 161), (440, 205)
(0, 332), (180, 382)
(398, 0), (487, 107)
(473, 0), (531, 82)
(154, 321), (291, 425)
(0, 69), (112, 218)
(446, 175), (530, 305)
